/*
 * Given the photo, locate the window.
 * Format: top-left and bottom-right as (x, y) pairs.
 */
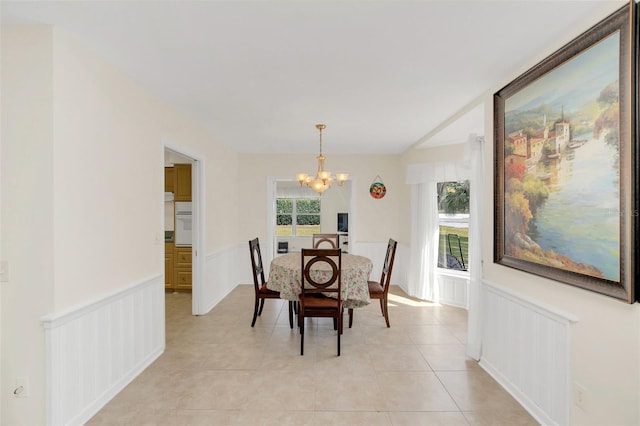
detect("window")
(276, 198), (321, 236)
(437, 181), (469, 271)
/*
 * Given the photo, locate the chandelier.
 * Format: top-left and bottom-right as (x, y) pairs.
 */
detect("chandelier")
(296, 124), (348, 195)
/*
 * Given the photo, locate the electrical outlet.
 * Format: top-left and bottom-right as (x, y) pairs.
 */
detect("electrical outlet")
(573, 382), (587, 410)
(13, 376), (29, 398)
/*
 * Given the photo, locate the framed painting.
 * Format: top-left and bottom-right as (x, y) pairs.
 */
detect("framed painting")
(494, 3), (638, 303)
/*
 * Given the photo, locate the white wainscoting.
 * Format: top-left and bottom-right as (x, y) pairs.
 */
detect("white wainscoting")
(41, 275), (165, 426)
(480, 280), (579, 426)
(38, 243), (258, 425)
(351, 241), (409, 287)
(201, 243), (247, 314)
(437, 270), (469, 308)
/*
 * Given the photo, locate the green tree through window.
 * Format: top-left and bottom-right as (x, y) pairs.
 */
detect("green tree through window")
(276, 198), (320, 236)
(437, 181), (470, 271)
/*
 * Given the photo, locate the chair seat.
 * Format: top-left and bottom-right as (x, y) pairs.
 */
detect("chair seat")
(367, 281), (384, 296)
(258, 283), (281, 298)
(300, 294), (341, 309)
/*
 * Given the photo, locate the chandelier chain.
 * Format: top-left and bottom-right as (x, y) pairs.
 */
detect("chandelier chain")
(317, 124), (325, 156)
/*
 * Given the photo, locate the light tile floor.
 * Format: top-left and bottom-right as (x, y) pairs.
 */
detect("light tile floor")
(87, 285), (538, 425)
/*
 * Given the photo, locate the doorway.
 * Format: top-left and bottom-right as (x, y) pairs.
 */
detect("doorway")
(164, 146), (204, 316)
(266, 177), (354, 263)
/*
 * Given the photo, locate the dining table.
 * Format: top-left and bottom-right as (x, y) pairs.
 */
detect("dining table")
(267, 252), (373, 309)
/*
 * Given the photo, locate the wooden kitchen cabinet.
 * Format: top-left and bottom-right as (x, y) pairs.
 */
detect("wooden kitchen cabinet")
(164, 167), (175, 193)
(164, 164), (191, 292)
(174, 164), (191, 201)
(164, 242), (174, 290)
(174, 246), (192, 291)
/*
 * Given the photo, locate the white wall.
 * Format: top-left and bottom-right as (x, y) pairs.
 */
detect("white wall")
(239, 153), (410, 247)
(1, 25), (55, 425)
(1, 25), (241, 425)
(50, 28), (240, 310)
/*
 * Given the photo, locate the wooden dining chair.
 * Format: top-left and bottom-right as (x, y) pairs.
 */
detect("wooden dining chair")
(299, 248), (343, 356)
(312, 233), (339, 249)
(348, 238), (397, 328)
(249, 238), (294, 328)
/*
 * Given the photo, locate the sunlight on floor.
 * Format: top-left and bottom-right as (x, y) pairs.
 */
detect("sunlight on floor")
(387, 292), (441, 307)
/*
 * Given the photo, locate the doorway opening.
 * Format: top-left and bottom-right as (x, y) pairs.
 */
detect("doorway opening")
(164, 146), (204, 316)
(267, 178), (354, 263)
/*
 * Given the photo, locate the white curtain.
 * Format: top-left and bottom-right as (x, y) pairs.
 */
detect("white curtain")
(406, 144), (474, 302)
(466, 136), (484, 360)
(406, 135), (484, 358)
(407, 182), (439, 300)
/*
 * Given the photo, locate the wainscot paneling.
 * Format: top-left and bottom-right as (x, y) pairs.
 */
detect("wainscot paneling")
(202, 243), (246, 313)
(437, 270), (469, 308)
(480, 280), (578, 426)
(41, 275), (165, 426)
(351, 241), (408, 288)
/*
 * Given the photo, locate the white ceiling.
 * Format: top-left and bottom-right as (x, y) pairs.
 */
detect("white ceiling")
(1, 0), (625, 154)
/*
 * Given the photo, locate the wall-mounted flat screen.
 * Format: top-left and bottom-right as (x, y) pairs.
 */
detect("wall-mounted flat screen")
(337, 213), (348, 233)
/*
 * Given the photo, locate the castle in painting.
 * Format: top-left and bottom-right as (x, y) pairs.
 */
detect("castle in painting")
(504, 112), (571, 175)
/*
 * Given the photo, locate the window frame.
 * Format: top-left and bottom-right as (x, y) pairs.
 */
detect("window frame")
(276, 197), (321, 237)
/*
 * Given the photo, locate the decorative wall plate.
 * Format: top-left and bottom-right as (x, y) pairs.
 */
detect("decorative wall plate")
(369, 175), (386, 199)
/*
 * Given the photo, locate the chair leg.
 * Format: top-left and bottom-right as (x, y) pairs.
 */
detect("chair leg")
(337, 315), (341, 356)
(379, 298), (384, 316)
(348, 308), (353, 328)
(288, 301), (293, 329)
(300, 310), (305, 355)
(383, 296), (390, 328)
(251, 296), (260, 327)
(258, 298), (266, 315)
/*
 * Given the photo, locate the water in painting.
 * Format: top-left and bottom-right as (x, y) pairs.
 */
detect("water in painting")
(503, 32), (620, 282)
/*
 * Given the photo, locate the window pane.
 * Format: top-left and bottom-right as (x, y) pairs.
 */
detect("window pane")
(437, 225), (468, 270)
(437, 180), (470, 271)
(437, 181), (470, 214)
(276, 199), (292, 214)
(276, 224), (293, 236)
(277, 214), (292, 225)
(296, 214), (320, 236)
(296, 199), (320, 213)
(296, 214), (320, 226)
(275, 198), (321, 237)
